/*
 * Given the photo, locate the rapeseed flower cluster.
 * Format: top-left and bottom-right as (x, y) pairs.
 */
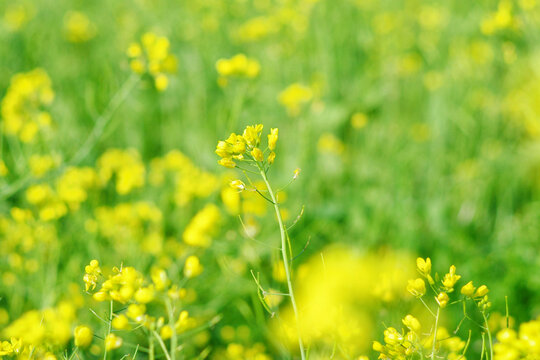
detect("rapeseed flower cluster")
(1, 69), (54, 143)
(81, 260), (200, 354)
(215, 124), (278, 169)
(127, 32), (178, 91)
(375, 258), (492, 360)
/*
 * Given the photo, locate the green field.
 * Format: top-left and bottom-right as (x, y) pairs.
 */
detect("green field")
(1, 0), (540, 359)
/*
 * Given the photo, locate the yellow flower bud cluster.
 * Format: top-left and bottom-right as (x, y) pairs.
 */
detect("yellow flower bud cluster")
(215, 124), (278, 168)
(1, 69), (54, 143)
(215, 54), (260, 87)
(409, 258), (466, 308)
(83, 261), (197, 338)
(373, 323), (417, 359)
(184, 255), (203, 278)
(374, 321), (467, 360)
(73, 325), (93, 347)
(91, 265), (145, 304)
(160, 310), (195, 340)
(127, 32), (178, 91)
(461, 281), (491, 311)
(83, 259), (101, 292)
(0, 338), (22, 357)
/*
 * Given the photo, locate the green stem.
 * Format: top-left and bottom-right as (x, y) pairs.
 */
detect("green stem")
(259, 167), (306, 360)
(149, 333), (155, 360)
(482, 312), (494, 360)
(151, 330), (173, 360)
(431, 306), (440, 359)
(165, 298), (177, 360)
(103, 300), (113, 360)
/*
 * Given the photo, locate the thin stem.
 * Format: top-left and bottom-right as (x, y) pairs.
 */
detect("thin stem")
(258, 167), (306, 360)
(165, 298), (177, 360)
(151, 330), (173, 360)
(431, 306), (440, 359)
(149, 333), (155, 360)
(482, 312), (494, 360)
(103, 300), (113, 360)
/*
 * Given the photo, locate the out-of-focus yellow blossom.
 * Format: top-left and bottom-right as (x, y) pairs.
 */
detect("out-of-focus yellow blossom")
(127, 32), (178, 91)
(56, 166), (98, 210)
(73, 325), (93, 347)
(230, 179), (245, 191)
(97, 149), (145, 195)
(1, 69), (54, 143)
(418, 6), (447, 30)
(275, 246), (414, 356)
(481, 1), (515, 35)
(3, 301), (75, 349)
(494, 317), (540, 359)
(351, 112), (368, 129)
(3, 3), (35, 31)
(215, 54), (260, 87)
(402, 314), (421, 332)
(149, 150), (218, 206)
(0, 160), (8, 176)
(63, 11), (97, 43)
(112, 314), (130, 330)
(184, 255), (203, 278)
(267, 128), (278, 150)
(317, 133), (344, 155)
(25, 184), (68, 221)
(183, 204), (221, 247)
(278, 83), (313, 116)
(135, 285), (155, 303)
(94, 201), (163, 254)
(104, 334), (122, 351)
(213, 342), (272, 360)
(235, 16), (279, 42)
(504, 71), (540, 138)
(126, 303), (146, 322)
(29, 154), (60, 178)
(151, 266), (170, 291)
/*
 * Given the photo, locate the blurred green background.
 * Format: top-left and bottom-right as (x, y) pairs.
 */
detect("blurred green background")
(1, 0), (540, 359)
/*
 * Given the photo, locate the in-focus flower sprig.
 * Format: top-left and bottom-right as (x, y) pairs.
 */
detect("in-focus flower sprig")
(215, 124), (278, 172)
